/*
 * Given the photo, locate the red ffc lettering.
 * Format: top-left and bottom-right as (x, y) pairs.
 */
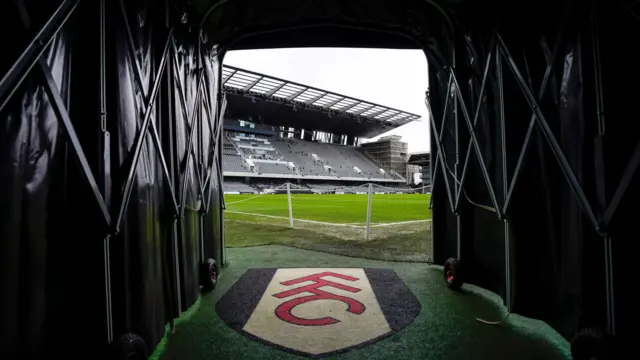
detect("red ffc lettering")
(273, 272), (366, 326)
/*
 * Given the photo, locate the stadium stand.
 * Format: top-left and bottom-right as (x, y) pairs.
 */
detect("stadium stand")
(223, 155), (248, 172)
(271, 138), (330, 177)
(222, 135), (249, 172)
(254, 161), (296, 175)
(220, 65), (422, 190)
(223, 133), (397, 180)
(307, 183), (358, 192)
(223, 181), (258, 194)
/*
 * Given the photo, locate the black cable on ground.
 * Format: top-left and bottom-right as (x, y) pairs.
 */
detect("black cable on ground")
(477, 312), (510, 325)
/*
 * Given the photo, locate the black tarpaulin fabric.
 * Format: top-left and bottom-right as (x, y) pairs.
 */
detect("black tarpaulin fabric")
(201, 37), (224, 266)
(173, 30), (206, 311)
(428, 21), (606, 338)
(1, 1), (225, 357)
(426, 0), (634, 341)
(187, 0), (629, 343)
(0, 29), (71, 359)
(593, 0), (639, 339)
(0, 1), (110, 357)
(110, 0), (170, 347)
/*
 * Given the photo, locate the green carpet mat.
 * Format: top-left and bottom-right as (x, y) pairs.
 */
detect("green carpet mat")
(151, 245), (571, 360)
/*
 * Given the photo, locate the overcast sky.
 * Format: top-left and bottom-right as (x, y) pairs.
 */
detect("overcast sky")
(224, 48), (431, 153)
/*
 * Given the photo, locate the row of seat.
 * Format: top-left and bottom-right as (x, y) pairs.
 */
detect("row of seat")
(222, 132), (401, 180)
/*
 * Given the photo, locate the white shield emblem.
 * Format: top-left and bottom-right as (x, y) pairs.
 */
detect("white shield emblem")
(216, 268), (420, 357)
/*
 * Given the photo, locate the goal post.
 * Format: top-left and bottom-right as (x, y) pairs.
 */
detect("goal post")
(365, 183), (373, 240)
(287, 182), (294, 228)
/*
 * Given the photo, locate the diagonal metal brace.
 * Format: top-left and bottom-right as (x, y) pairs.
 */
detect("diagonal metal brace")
(171, 42), (208, 198)
(116, 4), (179, 216)
(39, 58), (112, 228)
(428, 76), (453, 210)
(0, 0), (80, 113)
(604, 140), (640, 225)
(496, 33), (600, 231)
(425, 72), (456, 214)
(501, 26), (565, 215)
(204, 94), (227, 212)
(13, 1), (110, 228)
(450, 64), (502, 218)
(118, 0), (148, 97)
(114, 33), (172, 233)
(200, 70), (216, 139)
(178, 70), (207, 217)
(453, 40), (499, 216)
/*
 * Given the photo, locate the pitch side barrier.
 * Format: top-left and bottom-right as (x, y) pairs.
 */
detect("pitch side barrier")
(0, 1), (226, 358)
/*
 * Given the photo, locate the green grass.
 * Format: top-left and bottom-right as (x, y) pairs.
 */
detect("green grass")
(226, 193), (432, 223)
(224, 193), (432, 262)
(150, 246), (571, 360)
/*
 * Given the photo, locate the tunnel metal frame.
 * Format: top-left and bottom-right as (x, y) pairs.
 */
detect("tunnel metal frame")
(0, 0), (227, 346)
(3, 0), (633, 352)
(427, 25), (619, 335)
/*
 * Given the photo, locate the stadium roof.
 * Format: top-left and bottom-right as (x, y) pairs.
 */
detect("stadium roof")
(407, 152), (431, 166)
(222, 65), (421, 138)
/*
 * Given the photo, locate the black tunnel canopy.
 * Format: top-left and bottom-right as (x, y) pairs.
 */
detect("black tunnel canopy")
(2, 0), (631, 357)
(193, 0), (455, 66)
(189, 0), (632, 347)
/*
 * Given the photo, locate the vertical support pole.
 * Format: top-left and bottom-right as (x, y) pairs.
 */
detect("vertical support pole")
(165, 25), (182, 314)
(99, 0), (114, 344)
(220, 164), (227, 267)
(453, 72), (461, 260)
(604, 234), (614, 335)
(365, 183), (373, 240)
(196, 49), (205, 265)
(428, 90), (435, 211)
(218, 92), (228, 267)
(428, 95), (434, 200)
(496, 43), (512, 312)
(426, 77), (455, 213)
(287, 182), (294, 228)
(591, 1), (614, 335)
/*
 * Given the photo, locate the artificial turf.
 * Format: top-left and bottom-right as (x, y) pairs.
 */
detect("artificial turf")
(150, 246), (571, 360)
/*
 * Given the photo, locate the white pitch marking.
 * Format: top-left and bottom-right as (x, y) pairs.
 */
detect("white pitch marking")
(370, 219), (432, 227)
(227, 210), (431, 228)
(226, 211), (365, 229)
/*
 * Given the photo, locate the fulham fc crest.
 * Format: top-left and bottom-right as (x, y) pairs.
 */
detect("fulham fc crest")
(216, 268), (421, 357)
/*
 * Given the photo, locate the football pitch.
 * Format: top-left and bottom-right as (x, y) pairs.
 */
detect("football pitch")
(224, 193), (433, 262)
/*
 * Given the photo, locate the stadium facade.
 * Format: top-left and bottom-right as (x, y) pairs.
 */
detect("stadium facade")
(221, 65), (422, 194)
(407, 152), (431, 189)
(360, 135), (409, 177)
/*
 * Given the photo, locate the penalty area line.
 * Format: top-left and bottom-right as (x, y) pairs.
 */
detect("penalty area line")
(370, 219), (431, 227)
(225, 211), (365, 228)
(226, 211), (431, 228)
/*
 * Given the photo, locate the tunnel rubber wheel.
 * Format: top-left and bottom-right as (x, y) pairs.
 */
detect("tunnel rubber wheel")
(111, 333), (147, 360)
(444, 257), (463, 290)
(571, 327), (612, 360)
(201, 258), (218, 292)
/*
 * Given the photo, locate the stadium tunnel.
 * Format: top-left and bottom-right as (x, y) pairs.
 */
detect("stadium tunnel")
(0, 0), (634, 358)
